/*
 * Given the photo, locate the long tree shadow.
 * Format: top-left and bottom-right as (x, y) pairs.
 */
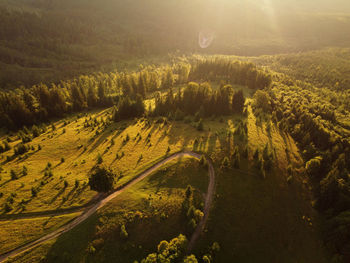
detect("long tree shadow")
(50, 187), (66, 204)
(43, 213), (99, 262)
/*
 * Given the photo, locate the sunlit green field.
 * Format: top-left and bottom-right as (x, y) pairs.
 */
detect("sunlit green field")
(0, 83), (328, 262)
(5, 156), (208, 262)
(0, 212), (80, 255)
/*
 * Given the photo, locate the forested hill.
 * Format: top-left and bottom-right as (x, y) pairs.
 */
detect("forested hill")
(1, 0), (350, 88)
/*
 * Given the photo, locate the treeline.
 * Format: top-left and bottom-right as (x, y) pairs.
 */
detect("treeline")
(0, 65), (183, 130)
(257, 78), (350, 261)
(260, 48), (350, 91)
(153, 82), (246, 119)
(0, 57), (272, 130)
(0, 76), (114, 130)
(189, 58), (272, 90)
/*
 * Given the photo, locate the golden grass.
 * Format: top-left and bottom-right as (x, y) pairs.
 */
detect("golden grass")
(0, 212), (80, 254)
(5, 156), (208, 263)
(0, 101), (302, 214)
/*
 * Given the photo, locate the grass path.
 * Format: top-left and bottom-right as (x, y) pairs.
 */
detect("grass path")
(0, 151), (215, 263)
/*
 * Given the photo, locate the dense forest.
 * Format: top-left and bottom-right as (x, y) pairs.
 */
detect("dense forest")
(251, 71), (350, 260)
(0, 59), (271, 130)
(1, 0), (350, 88)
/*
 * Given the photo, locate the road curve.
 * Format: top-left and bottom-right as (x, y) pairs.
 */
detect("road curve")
(0, 151), (215, 262)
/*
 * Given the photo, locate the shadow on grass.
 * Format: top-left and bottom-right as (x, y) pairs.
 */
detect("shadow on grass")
(43, 213), (99, 263)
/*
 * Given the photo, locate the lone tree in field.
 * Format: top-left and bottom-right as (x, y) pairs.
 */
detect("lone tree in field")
(89, 165), (115, 192)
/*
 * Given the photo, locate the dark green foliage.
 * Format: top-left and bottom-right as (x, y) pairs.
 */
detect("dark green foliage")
(253, 90), (272, 113)
(267, 73), (350, 260)
(232, 89), (245, 114)
(14, 143), (29, 156)
(140, 234), (188, 263)
(89, 165), (115, 192)
(189, 59), (271, 90)
(112, 95), (145, 122)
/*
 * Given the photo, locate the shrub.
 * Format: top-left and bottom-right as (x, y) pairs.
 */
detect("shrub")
(211, 242), (221, 255)
(32, 125), (41, 137)
(221, 156), (230, 170)
(187, 205), (196, 219)
(184, 255), (198, 263)
(203, 255), (211, 263)
(44, 170), (53, 177)
(14, 143), (29, 156)
(120, 224), (128, 240)
(188, 218), (197, 230)
(194, 209), (204, 222)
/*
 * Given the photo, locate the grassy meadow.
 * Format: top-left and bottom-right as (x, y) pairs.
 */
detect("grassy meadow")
(0, 212), (80, 255)
(5, 156), (208, 262)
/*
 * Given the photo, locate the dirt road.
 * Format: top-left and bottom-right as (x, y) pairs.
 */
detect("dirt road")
(0, 151), (215, 262)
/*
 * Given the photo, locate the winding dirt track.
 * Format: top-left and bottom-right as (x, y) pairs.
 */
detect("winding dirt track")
(0, 151), (215, 262)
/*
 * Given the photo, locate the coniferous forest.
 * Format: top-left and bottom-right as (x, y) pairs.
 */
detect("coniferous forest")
(0, 1), (349, 263)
